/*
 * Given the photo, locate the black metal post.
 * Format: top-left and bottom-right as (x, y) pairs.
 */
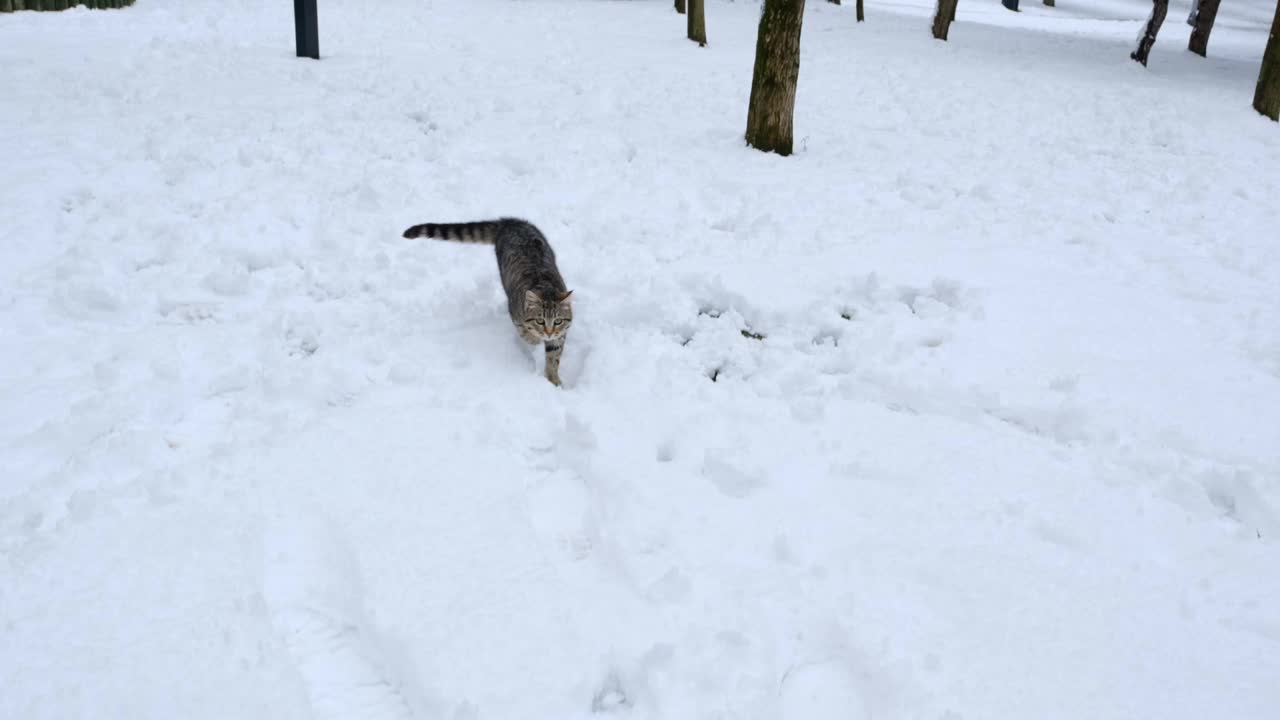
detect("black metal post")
(294, 0), (319, 59)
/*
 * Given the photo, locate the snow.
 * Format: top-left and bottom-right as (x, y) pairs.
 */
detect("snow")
(2, 0), (1278, 718)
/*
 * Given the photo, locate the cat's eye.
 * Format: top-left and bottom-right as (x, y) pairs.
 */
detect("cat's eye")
(554, 319), (564, 325)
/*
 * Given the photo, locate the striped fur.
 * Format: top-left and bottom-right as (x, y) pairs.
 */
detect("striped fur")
(400, 217), (573, 386)
(402, 221), (501, 244)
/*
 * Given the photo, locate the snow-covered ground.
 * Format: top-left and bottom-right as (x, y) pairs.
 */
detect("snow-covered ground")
(2, 1), (1278, 718)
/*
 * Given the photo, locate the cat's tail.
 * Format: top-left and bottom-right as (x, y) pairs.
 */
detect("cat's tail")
(402, 220), (502, 244)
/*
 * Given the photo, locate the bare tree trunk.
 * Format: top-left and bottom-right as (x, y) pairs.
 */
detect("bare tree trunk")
(1131, 0), (1169, 66)
(934, 0), (959, 40)
(857, 0), (865, 21)
(675, 0), (685, 15)
(688, 0), (706, 46)
(1255, 0), (1280, 120)
(1188, 0), (1221, 57)
(745, 0), (806, 156)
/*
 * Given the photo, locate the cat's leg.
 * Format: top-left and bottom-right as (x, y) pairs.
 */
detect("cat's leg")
(515, 324), (542, 346)
(544, 337), (565, 386)
(514, 324), (542, 373)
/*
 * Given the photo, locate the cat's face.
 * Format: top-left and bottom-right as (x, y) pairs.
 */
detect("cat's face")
(523, 289), (573, 340)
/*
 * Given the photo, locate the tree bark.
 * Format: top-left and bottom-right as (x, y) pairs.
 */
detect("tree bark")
(745, 0), (806, 156)
(1131, 0), (1168, 66)
(934, 0), (959, 40)
(1188, 0), (1221, 57)
(687, 0), (706, 46)
(1255, 0), (1280, 120)
(857, 0), (865, 21)
(675, 0), (685, 15)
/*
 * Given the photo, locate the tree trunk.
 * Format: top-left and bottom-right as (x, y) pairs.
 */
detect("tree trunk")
(1255, 0), (1280, 120)
(934, 0), (959, 40)
(1188, 0), (1221, 57)
(0, 0), (12, 13)
(675, 0), (685, 15)
(745, 0), (806, 156)
(687, 0), (707, 46)
(294, 0), (319, 59)
(1131, 0), (1168, 66)
(1044, 0), (1055, 6)
(857, 0), (865, 21)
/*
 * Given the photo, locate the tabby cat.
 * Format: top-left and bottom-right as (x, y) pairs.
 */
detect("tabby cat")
(402, 218), (573, 386)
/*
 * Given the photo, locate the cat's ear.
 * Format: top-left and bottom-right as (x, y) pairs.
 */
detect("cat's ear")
(524, 289), (541, 305)
(557, 289), (573, 302)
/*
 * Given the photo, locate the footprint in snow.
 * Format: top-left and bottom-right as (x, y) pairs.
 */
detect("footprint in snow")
(702, 452), (765, 499)
(522, 415), (598, 562)
(261, 512), (417, 720)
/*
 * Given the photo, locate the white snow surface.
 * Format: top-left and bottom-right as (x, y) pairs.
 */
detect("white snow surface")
(3, 1), (1279, 718)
